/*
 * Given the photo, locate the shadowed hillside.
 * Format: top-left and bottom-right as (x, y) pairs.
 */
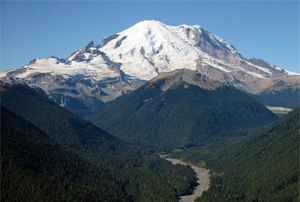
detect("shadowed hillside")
(0, 83), (197, 202)
(87, 69), (278, 150)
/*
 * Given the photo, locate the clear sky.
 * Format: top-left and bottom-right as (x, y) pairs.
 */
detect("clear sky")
(1, 1), (299, 73)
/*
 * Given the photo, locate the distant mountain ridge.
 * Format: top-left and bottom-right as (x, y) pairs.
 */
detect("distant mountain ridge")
(0, 20), (298, 116)
(249, 75), (300, 109)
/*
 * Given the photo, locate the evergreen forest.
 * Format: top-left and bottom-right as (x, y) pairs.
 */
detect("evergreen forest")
(170, 107), (300, 201)
(1, 83), (197, 201)
(1, 80), (298, 202)
(87, 81), (278, 151)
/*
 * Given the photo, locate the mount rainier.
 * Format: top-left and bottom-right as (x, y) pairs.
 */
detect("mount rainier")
(0, 20), (298, 116)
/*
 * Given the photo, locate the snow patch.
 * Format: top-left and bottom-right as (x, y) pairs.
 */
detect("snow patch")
(245, 61), (272, 74)
(0, 71), (8, 77)
(202, 57), (231, 73)
(8, 56), (119, 81)
(284, 70), (300, 75)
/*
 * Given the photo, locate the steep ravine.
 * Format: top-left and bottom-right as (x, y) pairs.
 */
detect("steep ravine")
(164, 158), (210, 202)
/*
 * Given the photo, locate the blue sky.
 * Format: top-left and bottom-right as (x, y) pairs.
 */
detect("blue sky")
(1, 1), (299, 73)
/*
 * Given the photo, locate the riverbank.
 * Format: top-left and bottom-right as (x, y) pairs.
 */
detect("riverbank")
(164, 158), (210, 202)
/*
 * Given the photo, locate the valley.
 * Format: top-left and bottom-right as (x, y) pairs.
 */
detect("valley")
(1, 75), (298, 201)
(1, 69), (298, 201)
(169, 107), (299, 201)
(1, 19), (299, 201)
(266, 106), (294, 117)
(1, 83), (198, 202)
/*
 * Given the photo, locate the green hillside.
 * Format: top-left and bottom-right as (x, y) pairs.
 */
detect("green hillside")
(1, 105), (130, 201)
(0, 83), (124, 156)
(87, 70), (278, 150)
(0, 83), (197, 201)
(171, 107), (300, 201)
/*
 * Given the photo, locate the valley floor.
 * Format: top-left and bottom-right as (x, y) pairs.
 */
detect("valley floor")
(164, 158), (210, 202)
(266, 106), (293, 116)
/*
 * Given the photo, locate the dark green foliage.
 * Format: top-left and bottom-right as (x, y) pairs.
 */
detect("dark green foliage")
(171, 107), (300, 201)
(1, 105), (130, 202)
(87, 81), (278, 150)
(0, 83), (197, 201)
(0, 83), (122, 155)
(48, 93), (105, 118)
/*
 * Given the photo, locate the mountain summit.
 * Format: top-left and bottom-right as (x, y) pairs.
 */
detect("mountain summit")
(98, 20), (299, 95)
(0, 20), (298, 115)
(99, 20), (293, 80)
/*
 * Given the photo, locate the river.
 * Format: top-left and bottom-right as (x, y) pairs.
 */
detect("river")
(164, 158), (210, 202)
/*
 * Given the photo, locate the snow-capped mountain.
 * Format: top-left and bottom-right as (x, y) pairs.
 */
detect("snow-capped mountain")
(98, 20), (297, 93)
(99, 20), (242, 81)
(0, 20), (298, 115)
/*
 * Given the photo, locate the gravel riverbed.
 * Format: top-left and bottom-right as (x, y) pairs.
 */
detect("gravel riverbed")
(165, 158), (210, 202)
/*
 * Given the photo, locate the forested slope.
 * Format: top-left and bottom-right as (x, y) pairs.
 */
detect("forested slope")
(1, 105), (130, 201)
(0, 83), (197, 201)
(171, 107), (300, 201)
(87, 70), (278, 151)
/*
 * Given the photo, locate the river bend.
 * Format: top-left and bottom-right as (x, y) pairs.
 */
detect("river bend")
(165, 158), (210, 202)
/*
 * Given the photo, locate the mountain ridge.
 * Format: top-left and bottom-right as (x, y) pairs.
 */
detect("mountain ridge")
(0, 20), (298, 115)
(87, 69), (279, 150)
(148, 69), (227, 91)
